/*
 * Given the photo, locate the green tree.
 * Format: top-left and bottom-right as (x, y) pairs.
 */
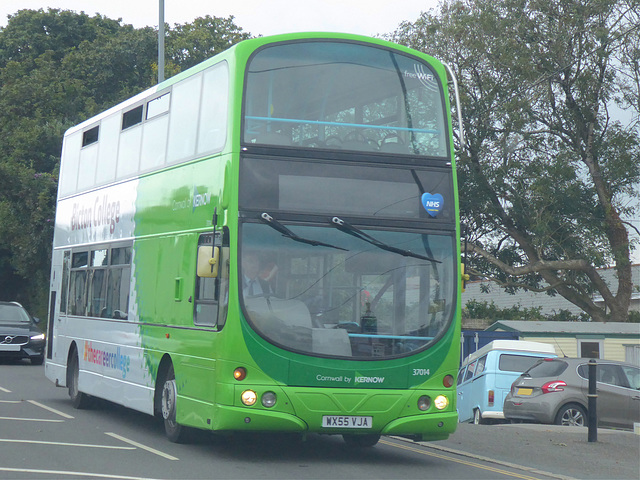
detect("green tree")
(0, 9), (250, 318)
(391, 0), (640, 322)
(166, 15), (252, 71)
(0, 9), (137, 317)
(463, 299), (546, 321)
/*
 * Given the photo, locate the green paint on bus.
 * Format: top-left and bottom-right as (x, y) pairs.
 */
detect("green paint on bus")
(47, 32), (462, 445)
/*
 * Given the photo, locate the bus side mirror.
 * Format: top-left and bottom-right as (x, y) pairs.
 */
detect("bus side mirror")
(197, 246), (220, 278)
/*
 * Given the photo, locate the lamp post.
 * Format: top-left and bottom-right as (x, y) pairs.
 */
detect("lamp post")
(158, 0), (165, 83)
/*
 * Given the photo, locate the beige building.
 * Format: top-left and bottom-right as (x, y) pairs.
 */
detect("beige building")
(486, 320), (640, 366)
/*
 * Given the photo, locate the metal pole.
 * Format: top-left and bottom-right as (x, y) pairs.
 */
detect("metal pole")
(588, 359), (597, 442)
(158, 0), (165, 83)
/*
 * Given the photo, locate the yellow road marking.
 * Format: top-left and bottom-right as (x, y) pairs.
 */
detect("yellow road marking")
(381, 439), (545, 480)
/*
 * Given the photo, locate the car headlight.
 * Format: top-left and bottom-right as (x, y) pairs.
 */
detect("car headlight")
(30, 333), (45, 341)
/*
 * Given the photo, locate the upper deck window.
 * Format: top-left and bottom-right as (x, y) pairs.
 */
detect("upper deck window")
(243, 41), (448, 157)
(146, 93), (171, 120)
(122, 105), (143, 130)
(82, 126), (99, 147)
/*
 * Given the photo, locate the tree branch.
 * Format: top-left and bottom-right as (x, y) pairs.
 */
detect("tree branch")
(622, 220), (640, 237)
(465, 242), (592, 276)
(464, 242), (610, 317)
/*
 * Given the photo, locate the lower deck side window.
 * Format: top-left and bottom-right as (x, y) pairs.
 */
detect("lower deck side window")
(62, 244), (132, 319)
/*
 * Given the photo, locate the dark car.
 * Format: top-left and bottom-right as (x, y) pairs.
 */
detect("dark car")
(0, 301), (46, 365)
(504, 357), (640, 429)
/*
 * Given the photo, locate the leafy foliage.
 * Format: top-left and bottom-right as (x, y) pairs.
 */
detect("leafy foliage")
(0, 9), (249, 318)
(463, 299), (546, 321)
(464, 299), (638, 322)
(166, 15), (251, 71)
(390, 0), (640, 321)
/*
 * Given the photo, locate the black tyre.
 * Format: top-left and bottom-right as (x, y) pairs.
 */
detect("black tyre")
(161, 364), (189, 443)
(68, 351), (91, 409)
(472, 408), (485, 425)
(555, 403), (587, 427)
(342, 433), (381, 447)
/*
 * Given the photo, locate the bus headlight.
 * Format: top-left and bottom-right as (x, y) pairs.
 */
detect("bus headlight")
(261, 392), (277, 408)
(417, 395), (431, 411)
(241, 390), (257, 406)
(434, 395), (449, 410)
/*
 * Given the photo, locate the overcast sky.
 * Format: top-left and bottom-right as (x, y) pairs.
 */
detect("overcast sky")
(0, 0), (438, 37)
(2, 1), (638, 262)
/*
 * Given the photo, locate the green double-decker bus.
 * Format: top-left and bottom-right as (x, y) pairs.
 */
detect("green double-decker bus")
(45, 32), (463, 446)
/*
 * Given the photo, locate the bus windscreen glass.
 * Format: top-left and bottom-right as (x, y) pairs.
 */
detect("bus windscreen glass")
(243, 41), (448, 157)
(240, 222), (455, 359)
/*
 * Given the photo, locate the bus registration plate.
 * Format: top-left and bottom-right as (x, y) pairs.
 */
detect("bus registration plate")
(322, 416), (372, 429)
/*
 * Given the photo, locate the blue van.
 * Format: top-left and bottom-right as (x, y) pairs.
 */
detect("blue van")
(457, 340), (557, 424)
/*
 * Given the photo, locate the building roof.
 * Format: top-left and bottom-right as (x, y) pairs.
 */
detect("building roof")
(487, 320), (640, 337)
(461, 339), (557, 365)
(462, 264), (640, 317)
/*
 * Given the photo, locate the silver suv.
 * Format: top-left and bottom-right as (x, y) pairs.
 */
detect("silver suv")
(504, 358), (640, 429)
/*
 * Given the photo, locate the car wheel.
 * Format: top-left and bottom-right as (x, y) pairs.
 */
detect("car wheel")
(161, 364), (189, 443)
(68, 351), (91, 409)
(555, 404), (586, 427)
(473, 408), (485, 425)
(343, 434), (381, 447)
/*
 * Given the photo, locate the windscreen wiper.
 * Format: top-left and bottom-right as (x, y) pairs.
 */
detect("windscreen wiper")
(261, 213), (347, 251)
(330, 216), (440, 263)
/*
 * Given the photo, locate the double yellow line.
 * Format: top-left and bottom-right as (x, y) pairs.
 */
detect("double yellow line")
(381, 438), (565, 480)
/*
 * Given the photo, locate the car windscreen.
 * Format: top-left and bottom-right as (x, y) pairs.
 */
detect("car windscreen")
(499, 354), (549, 373)
(0, 304), (30, 324)
(524, 359), (568, 378)
(456, 367), (466, 385)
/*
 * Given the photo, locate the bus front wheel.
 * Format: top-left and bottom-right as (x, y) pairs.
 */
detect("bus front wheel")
(161, 365), (188, 443)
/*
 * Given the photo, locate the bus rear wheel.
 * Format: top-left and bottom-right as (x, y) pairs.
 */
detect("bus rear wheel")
(161, 364), (189, 443)
(342, 433), (380, 447)
(68, 351), (91, 409)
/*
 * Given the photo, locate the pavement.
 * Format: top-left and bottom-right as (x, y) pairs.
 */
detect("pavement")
(415, 423), (640, 480)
